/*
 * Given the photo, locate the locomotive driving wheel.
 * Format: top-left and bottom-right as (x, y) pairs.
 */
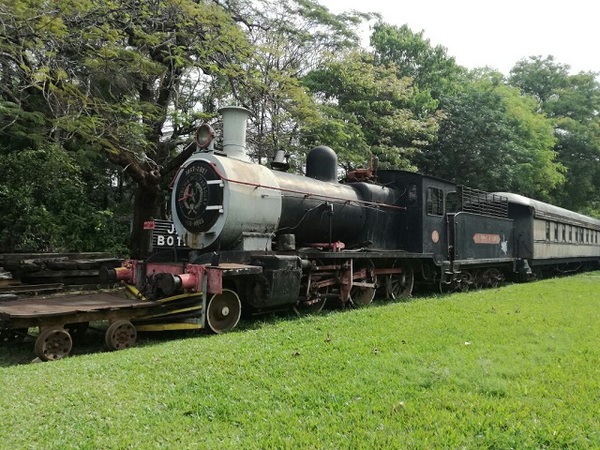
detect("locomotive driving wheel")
(206, 289), (242, 333)
(385, 261), (414, 300)
(35, 327), (73, 361)
(350, 260), (377, 307)
(296, 260), (330, 314)
(296, 288), (328, 314)
(105, 320), (137, 351)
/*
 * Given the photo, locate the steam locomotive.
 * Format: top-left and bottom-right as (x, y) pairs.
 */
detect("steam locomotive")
(107, 106), (600, 334)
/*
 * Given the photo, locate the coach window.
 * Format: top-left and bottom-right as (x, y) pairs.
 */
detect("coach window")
(569, 226), (573, 242)
(426, 187), (444, 216)
(545, 222), (551, 241)
(554, 223), (559, 241)
(562, 225), (566, 242)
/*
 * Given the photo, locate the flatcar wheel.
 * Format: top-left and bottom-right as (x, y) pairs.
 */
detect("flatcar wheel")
(206, 289), (242, 333)
(386, 262), (414, 300)
(105, 320), (137, 351)
(34, 328), (73, 361)
(350, 260), (377, 307)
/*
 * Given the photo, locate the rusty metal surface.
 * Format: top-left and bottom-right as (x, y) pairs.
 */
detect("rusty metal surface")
(0, 292), (160, 319)
(0, 283), (64, 296)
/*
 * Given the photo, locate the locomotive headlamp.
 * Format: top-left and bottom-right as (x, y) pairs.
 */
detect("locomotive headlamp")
(195, 123), (215, 149)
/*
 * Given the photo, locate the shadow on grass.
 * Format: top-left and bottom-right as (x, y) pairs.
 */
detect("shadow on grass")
(0, 280), (513, 366)
(0, 325), (213, 367)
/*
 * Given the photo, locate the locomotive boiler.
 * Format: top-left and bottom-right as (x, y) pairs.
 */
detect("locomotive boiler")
(171, 106), (404, 253)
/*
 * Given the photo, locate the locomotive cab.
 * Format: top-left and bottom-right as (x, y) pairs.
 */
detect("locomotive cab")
(377, 170), (516, 289)
(377, 170), (455, 263)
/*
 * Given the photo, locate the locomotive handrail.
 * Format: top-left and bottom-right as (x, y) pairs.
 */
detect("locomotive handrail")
(207, 162), (407, 212)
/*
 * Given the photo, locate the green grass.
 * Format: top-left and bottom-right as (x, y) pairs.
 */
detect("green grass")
(1, 273), (599, 449)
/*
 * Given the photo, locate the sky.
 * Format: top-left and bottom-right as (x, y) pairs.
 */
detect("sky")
(320, 0), (599, 76)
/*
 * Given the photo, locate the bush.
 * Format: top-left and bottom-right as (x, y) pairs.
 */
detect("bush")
(0, 144), (129, 253)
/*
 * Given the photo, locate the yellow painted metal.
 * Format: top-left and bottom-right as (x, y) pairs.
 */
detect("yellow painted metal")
(123, 284), (204, 304)
(141, 305), (202, 320)
(135, 322), (203, 332)
(158, 293), (204, 304)
(124, 284), (147, 300)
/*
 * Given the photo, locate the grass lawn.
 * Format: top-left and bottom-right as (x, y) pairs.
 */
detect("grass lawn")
(1, 272), (599, 449)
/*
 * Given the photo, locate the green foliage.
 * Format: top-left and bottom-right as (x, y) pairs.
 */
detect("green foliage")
(370, 22), (464, 98)
(1, 273), (599, 448)
(501, 85), (565, 197)
(0, 100), (47, 152)
(227, 0), (369, 163)
(0, 145), (128, 253)
(509, 56), (600, 212)
(509, 56), (570, 104)
(303, 51), (440, 169)
(418, 72), (563, 197)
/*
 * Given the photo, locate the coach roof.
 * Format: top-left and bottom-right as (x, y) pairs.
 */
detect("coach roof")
(494, 192), (600, 229)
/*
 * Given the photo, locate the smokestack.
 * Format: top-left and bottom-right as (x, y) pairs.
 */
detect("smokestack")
(219, 106), (251, 161)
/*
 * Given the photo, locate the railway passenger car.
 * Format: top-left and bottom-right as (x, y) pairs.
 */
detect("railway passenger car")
(496, 193), (600, 277)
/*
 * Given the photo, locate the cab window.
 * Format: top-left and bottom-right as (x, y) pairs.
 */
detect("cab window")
(426, 187), (444, 216)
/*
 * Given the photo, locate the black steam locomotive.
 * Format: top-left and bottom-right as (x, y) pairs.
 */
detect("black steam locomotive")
(109, 106), (600, 334)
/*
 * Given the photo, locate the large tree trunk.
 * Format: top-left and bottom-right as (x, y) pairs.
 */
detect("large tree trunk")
(123, 142), (197, 259)
(129, 174), (161, 259)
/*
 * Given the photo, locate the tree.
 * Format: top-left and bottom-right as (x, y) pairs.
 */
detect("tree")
(0, 144), (127, 252)
(302, 50), (440, 171)
(227, 0), (371, 164)
(416, 71), (563, 198)
(509, 56), (570, 106)
(370, 22), (464, 99)
(0, 0), (254, 256)
(509, 56), (600, 212)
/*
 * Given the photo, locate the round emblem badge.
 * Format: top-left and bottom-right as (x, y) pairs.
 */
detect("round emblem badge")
(174, 160), (222, 233)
